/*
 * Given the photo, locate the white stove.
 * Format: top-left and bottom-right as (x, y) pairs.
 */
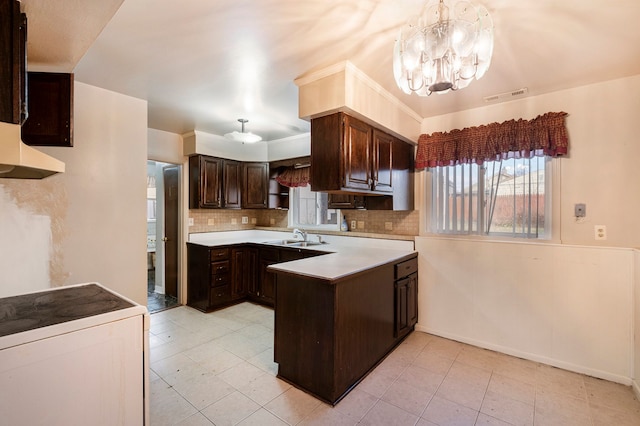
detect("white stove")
(0, 282), (149, 425)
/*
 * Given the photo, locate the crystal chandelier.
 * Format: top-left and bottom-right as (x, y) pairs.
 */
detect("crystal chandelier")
(393, 0), (494, 96)
(224, 118), (262, 144)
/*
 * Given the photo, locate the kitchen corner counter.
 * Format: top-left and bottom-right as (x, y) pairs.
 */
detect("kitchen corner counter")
(188, 230), (416, 281)
(267, 248), (415, 282)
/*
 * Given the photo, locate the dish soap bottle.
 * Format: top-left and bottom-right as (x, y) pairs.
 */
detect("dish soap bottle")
(340, 215), (349, 232)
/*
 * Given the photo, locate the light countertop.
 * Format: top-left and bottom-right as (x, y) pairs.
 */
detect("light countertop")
(188, 230), (416, 281)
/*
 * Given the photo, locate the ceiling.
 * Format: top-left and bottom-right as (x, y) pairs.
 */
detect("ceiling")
(21, 0), (640, 142)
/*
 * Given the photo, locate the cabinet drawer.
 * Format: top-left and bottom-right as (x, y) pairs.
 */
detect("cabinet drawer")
(211, 260), (230, 275)
(211, 273), (229, 287)
(395, 257), (418, 279)
(210, 248), (229, 261)
(210, 285), (231, 305)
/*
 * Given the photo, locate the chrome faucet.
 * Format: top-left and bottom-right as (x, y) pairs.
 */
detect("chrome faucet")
(293, 228), (307, 242)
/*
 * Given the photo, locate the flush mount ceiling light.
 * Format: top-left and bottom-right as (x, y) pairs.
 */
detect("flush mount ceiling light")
(224, 118), (262, 144)
(393, 0), (494, 96)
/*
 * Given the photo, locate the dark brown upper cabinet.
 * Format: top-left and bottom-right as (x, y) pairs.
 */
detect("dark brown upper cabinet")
(327, 193), (366, 209)
(242, 162), (268, 209)
(189, 156), (242, 209)
(22, 72), (74, 147)
(222, 160), (242, 209)
(190, 155), (223, 208)
(0, 0), (27, 125)
(311, 112), (414, 210)
(311, 112), (394, 195)
(189, 155), (268, 210)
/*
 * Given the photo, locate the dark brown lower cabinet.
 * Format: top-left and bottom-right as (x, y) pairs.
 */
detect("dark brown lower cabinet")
(231, 247), (257, 299)
(394, 276), (418, 338)
(273, 253), (418, 405)
(187, 244), (235, 312)
(188, 243), (323, 312)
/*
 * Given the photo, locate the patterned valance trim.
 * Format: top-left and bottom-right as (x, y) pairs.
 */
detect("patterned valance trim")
(275, 166), (310, 187)
(415, 112), (569, 169)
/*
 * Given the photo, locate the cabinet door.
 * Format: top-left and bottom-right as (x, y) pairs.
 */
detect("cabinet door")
(328, 193), (366, 209)
(223, 160), (242, 208)
(231, 248), (245, 298)
(242, 162), (268, 208)
(22, 72), (73, 147)
(258, 247), (279, 306)
(231, 247), (257, 300)
(342, 115), (373, 191)
(0, 0), (25, 124)
(246, 247), (258, 297)
(372, 129), (393, 193)
(198, 156), (222, 208)
(260, 258), (277, 306)
(395, 273), (418, 338)
(407, 273), (418, 329)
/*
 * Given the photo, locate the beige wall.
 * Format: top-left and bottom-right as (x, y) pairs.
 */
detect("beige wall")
(421, 74), (640, 248)
(0, 82), (148, 305)
(635, 250), (640, 395)
(417, 75), (640, 384)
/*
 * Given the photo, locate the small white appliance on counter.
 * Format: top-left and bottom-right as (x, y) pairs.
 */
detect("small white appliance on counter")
(0, 282), (150, 425)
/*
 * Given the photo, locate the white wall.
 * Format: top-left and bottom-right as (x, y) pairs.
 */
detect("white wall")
(148, 128), (184, 164)
(0, 82), (148, 305)
(0, 185), (52, 296)
(416, 238), (634, 384)
(416, 75), (640, 384)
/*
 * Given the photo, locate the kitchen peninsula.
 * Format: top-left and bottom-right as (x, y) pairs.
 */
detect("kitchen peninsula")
(188, 230), (418, 404)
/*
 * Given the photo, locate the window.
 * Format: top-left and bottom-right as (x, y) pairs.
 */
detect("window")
(289, 185), (339, 229)
(430, 156), (550, 238)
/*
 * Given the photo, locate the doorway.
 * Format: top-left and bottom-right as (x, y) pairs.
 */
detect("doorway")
(147, 160), (180, 313)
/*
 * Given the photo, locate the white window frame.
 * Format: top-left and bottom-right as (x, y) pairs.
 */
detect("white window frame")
(424, 156), (560, 241)
(288, 186), (341, 231)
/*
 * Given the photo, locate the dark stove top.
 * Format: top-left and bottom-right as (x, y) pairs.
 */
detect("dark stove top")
(0, 284), (134, 337)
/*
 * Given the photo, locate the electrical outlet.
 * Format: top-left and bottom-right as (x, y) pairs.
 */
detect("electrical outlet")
(188, 218), (194, 226)
(231, 218), (237, 225)
(594, 225), (607, 240)
(357, 221), (365, 229)
(242, 216), (248, 224)
(207, 218), (215, 225)
(350, 220), (356, 230)
(385, 222), (393, 230)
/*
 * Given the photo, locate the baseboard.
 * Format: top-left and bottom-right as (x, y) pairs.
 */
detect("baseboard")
(633, 380), (640, 400)
(414, 324), (632, 386)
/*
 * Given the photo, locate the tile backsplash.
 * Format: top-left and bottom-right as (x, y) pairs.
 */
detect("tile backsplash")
(189, 209), (418, 236)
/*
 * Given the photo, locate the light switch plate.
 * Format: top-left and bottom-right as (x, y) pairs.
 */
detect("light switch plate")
(188, 218), (194, 226)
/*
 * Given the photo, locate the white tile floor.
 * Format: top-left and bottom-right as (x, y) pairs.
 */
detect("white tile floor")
(149, 303), (640, 426)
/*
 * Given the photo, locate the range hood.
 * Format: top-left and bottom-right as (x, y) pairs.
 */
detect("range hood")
(0, 121), (65, 179)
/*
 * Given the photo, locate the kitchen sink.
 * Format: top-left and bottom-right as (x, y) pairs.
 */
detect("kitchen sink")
(262, 239), (301, 246)
(287, 241), (323, 247)
(261, 239), (324, 247)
